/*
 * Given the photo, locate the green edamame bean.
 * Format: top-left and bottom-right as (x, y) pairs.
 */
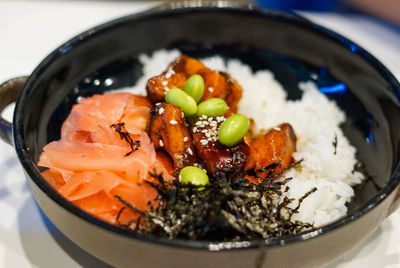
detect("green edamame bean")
(165, 88), (197, 116)
(218, 114), (250, 147)
(180, 166), (209, 187)
(196, 98), (228, 117)
(184, 74), (204, 103)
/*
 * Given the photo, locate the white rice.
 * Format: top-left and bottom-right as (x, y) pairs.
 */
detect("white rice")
(119, 49), (364, 227)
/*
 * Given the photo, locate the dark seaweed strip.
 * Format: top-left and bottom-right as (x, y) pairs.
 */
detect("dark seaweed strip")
(113, 159), (316, 241)
(266, 159), (303, 184)
(333, 133), (338, 155)
(293, 187), (318, 213)
(115, 202), (143, 231)
(134, 217), (141, 232)
(232, 151), (247, 166)
(245, 160), (281, 178)
(115, 207), (126, 226)
(110, 122), (140, 156)
(255, 160), (281, 174)
(114, 195), (144, 215)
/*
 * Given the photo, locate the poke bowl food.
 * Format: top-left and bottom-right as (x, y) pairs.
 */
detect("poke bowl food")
(2, 2), (400, 268)
(38, 51), (363, 241)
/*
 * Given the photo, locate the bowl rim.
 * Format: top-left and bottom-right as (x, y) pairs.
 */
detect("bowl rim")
(13, 4), (400, 251)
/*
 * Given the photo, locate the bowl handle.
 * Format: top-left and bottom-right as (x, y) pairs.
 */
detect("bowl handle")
(0, 76), (27, 145)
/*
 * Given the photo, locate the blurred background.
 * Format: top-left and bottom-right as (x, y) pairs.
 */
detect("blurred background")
(255, 0), (400, 26)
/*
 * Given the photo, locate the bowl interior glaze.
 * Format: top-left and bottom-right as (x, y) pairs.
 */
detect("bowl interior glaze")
(15, 6), (400, 248)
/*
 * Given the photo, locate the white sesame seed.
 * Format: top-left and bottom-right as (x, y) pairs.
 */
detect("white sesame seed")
(164, 86), (169, 92)
(159, 140), (164, 147)
(273, 127), (281, 131)
(208, 87), (214, 93)
(165, 73), (172, 79)
(170, 120), (178, 125)
(158, 107), (164, 115)
(216, 116), (226, 123)
(93, 79), (100, 86)
(156, 102), (161, 106)
(181, 112), (184, 118)
(161, 80), (168, 86)
(183, 137), (188, 142)
(193, 127), (198, 132)
(195, 121), (202, 126)
(104, 78), (113, 86)
(202, 115), (207, 119)
(205, 133), (211, 138)
(187, 148), (193, 155)
(200, 139), (208, 145)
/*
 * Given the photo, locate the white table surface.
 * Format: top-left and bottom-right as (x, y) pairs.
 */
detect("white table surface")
(0, 1), (400, 267)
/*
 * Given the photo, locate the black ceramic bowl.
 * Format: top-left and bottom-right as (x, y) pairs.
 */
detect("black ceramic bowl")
(1, 2), (400, 268)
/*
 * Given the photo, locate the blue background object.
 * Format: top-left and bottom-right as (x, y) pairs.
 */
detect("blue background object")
(256, 0), (339, 11)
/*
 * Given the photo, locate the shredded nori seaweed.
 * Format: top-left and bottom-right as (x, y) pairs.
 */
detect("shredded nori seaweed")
(333, 133), (338, 155)
(114, 160), (317, 241)
(111, 122), (140, 156)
